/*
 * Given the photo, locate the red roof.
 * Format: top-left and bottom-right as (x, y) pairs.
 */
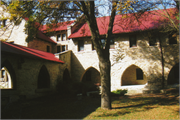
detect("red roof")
(36, 30), (56, 44)
(40, 20), (75, 33)
(1, 42), (64, 63)
(69, 8), (178, 38)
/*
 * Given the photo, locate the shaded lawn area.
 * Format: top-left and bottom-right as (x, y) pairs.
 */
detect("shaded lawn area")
(1, 90), (179, 119)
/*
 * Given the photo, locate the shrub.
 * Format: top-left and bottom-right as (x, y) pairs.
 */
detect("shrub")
(111, 89), (128, 96)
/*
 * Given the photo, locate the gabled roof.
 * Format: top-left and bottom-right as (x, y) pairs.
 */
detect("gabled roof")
(40, 20), (75, 33)
(1, 41), (64, 63)
(23, 18), (56, 44)
(68, 8), (178, 38)
(36, 30), (56, 44)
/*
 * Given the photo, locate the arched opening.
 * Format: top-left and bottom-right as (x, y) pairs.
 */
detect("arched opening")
(167, 63), (179, 85)
(38, 65), (50, 89)
(121, 65), (147, 86)
(82, 67), (101, 85)
(63, 68), (71, 84)
(1, 60), (16, 89)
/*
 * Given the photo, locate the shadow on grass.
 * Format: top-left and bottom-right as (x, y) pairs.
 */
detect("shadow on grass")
(1, 94), (101, 119)
(96, 93), (179, 117)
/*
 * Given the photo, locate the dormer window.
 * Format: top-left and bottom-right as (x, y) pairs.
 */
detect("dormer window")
(110, 39), (115, 49)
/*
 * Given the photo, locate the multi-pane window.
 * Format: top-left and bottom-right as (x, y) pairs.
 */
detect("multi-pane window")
(136, 68), (143, 80)
(78, 40), (84, 51)
(57, 45), (68, 53)
(56, 33), (67, 41)
(129, 35), (137, 47)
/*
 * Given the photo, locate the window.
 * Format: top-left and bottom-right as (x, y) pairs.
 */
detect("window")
(62, 45), (66, 52)
(136, 68), (143, 80)
(129, 35), (137, 47)
(169, 33), (177, 44)
(101, 39), (105, 49)
(78, 40), (84, 51)
(110, 39), (115, 49)
(149, 36), (157, 46)
(57, 34), (61, 41)
(57, 46), (61, 53)
(47, 45), (50, 52)
(62, 34), (66, 41)
(0, 19), (7, 27)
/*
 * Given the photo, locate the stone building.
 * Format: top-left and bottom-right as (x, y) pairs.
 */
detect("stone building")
(1, 41), (66, 104)
(0, 7), (179, 97)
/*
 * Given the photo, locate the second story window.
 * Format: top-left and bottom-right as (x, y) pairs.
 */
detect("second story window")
(62, 34), (66, 41)
(169, 33), (177, 45)
(78, 40), (84, 51)
(57, 34), (61, 41)
(129, 35), (137, 47)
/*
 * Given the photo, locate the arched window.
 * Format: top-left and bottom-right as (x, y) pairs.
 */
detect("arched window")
(121, 65), (147, 86)
(1, 60), (16, 89)
(63, 68), (71, 84)
(38, 65), (50, 89)
(167, 63), (179, 85)
(82, 67), (100, 85)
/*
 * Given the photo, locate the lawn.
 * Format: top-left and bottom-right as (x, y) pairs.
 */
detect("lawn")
(1, 89), (179, 119)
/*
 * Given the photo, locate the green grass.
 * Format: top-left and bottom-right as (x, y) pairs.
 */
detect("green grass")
(1, 91), (179, 119)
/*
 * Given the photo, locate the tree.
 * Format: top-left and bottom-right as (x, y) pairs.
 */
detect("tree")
(2, 0), (140, 110)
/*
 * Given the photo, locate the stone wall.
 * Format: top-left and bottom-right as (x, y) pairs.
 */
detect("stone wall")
(1, 53), (64, 102)
(28, 38), (56, 53)
(66, 32), (179, 93)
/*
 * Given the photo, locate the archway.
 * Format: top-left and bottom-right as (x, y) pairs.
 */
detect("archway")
(63, 68), (71, 84)
(81, 67), (101, 85)
(167, 63), (179, 85)
(37, 65), (50, 89)
(1, 60), (16, 89)
(121, 64), (147, 86)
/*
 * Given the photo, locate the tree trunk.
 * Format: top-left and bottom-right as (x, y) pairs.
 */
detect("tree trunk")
(159, 37), (165, 88)
(99, 56), (111, 109)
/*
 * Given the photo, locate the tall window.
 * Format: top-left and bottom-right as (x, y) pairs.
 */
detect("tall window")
(38, 65), (50, 89)
(47, 45), (50, 52)
(136, 68), (143, 80)
(129, 35), (137, 47)
(78, 40), (84, 51)
(62, 34), (66, 41)
(169, 33), (177, 44)
(101, 39), (105, 49)
(57, 46), (61, 53)
(57, 34), (61, 41)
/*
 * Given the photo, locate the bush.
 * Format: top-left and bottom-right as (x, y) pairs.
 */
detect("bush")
(111, 89), (128, 96)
